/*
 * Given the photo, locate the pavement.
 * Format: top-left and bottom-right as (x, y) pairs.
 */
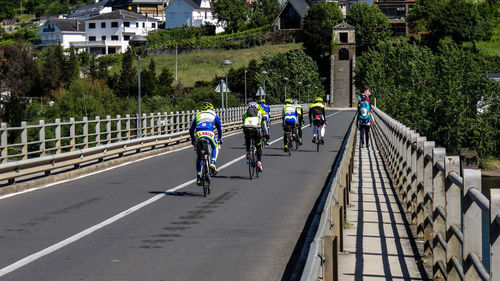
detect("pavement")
(338, 132), (431, 281)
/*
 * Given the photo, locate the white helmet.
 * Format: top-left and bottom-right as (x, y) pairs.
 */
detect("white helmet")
(248, 101), (258, 108)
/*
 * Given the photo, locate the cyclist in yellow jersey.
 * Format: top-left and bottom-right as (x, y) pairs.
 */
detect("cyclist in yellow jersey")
(309, 97), (326, 144)
(243, 101), (264, 172)
(293, 100), (303, 145)
(282, 98), (298, 151)
(258, 99), (270, 141)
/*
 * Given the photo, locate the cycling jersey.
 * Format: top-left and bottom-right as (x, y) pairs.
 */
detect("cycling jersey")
(309, 102), (326, 125)
(189, 110), (222, 174)
(258, 103), (270, 122)
(282, 104), (298, 127)
(243, 110), (263, 128)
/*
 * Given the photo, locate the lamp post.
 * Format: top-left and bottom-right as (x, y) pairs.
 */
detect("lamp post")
(261, 70), (268, 92)
(244, 69), (247, 105)
(221, 59), (232, 109)
(130, 34), (148, 138)
(283, 77), (289, 100)
(297, 81), (302, 103)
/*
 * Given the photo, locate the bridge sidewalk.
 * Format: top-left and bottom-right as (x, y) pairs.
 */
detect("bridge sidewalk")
(338, 135), (431, 280)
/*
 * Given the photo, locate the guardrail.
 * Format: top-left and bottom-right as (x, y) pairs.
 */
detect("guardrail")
(0, 105), (302, 185)
(300, 113), (357, 280)
(372, 107), (500, 281)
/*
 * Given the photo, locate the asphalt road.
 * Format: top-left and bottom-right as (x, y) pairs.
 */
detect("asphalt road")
(0, 109), (355, 281)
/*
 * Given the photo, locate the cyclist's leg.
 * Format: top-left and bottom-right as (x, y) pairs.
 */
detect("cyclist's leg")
(360, 125), (366, 147)
(244, 129), (251, 155)
(261, 116), (269, 137)
(298, 116), (303, 139)
(255, 129), (263, 162)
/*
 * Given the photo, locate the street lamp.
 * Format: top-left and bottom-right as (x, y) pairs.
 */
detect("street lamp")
(282, 77), (289, 100)
(297, 81), (302, 103)
(221, 59), (232, 109)
(130, 34), (148, 138)
(260, 70), (268, 92)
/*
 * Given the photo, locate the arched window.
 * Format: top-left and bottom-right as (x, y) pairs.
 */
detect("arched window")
(339, 48), (349, 60)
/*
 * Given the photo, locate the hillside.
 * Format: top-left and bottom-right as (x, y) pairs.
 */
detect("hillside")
(114, 43), (303, 87)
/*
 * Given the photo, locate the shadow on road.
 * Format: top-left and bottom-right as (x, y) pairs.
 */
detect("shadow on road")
(149, 191), (204, 197)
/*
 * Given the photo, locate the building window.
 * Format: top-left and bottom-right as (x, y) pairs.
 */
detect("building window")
(391, 23), (407, 36)
(339, 32), (348, 43)
(142, 22), (145, 28)
(124, 35), (130, 41)
(111, 22), (118, 28)
(111, 35), (119, 41)
(124, 21), (130, 27)
(89, 36), (96, 41)
(102, 36), (106, 41)
(339, 48), (349, 60)
(136, 22), (139, 28)
(89, 22), (96, 29)
(101, 22), (106, 28)
(151, 23), (156, 28)
(379, 5), (406, 20)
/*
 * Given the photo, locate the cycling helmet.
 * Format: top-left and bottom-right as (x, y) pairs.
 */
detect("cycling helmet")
(315, 97), (324, 103)
(293, 100), (299, 105)
(201, 102), (214, 110)
(248, 101), (258, 108)
(259, 99), (266, 103)
(284, 98), (293, 104)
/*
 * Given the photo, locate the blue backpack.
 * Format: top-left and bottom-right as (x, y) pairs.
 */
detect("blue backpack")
(359, 101), (371, 125)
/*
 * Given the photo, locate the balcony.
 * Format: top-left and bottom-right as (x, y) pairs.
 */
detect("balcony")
(70, 40), (106, 47)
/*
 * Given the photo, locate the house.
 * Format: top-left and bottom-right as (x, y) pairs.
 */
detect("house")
(374, 0), (415, 36)
(67, 0), (113, 19)
(73, 9), (159, 54)
(110, 0), (166, 21)
(164, 0), (222, 32)
(36, 19), (86, 49)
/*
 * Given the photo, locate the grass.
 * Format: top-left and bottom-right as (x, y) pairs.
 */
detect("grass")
(476, 14), (500, 57)
(118, 43), (303, 87)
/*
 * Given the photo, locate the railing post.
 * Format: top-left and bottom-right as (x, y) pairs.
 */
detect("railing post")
(423, 141), (435, 257)
(150, 113), (155, 136)
(70, 118), (75, 151)
(174, 111), (179, 133)
(116, 115), (121, 141)
(322, 235), (338, 281)
(106, 115), (111, 144)
(445, 156), (462, 280)
(83, 117), (88, 149)
(39, 120), (45, 157)
(463, 169), (482, 280)
(156, 113), (162, 135)
(125, 114), (131, 140)
(21, 121), (27, 160)
(433, 148), (447, 280)
(142, 113), (147, 137)
(181, 111), (186, 131)
(55, 119), (61, 154)
(491, 189), (500, 281)
(416, 136), (426, 234)
(95, 116), (101, 146)
(1, 123), (7, 163)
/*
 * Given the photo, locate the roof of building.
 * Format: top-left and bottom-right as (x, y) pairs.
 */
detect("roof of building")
(86, 9), (159, 21)
(48, 19), (86, 32)
(488, 73), (500, 80)
(110, 0), (165, 5)
(68, 0), (111, 18)
(167, 0), (207, 9)
(333, 22), (355, 30)
(287, 0), (311, 18)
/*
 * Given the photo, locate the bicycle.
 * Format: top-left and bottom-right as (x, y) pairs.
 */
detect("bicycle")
(284, 125), (298, 156)
(196, 139), (213, 197)
(312, 122), (325, 152)
(247, 138), (259, 179)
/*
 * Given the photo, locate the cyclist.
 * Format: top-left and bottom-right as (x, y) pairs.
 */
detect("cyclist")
(189, 102), (223, 186)
(243, 101), (264, 172)
(282, 98), (298, 152)
(258, 99), (271, 142)
(309, 97), (326, 144)
(293, 100), (303, 145)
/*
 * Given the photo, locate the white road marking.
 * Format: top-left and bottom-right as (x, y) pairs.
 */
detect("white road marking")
(0, 110), (343, 277)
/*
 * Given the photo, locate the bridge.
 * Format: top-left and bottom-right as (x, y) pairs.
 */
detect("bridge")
(0, 106), (498, 281)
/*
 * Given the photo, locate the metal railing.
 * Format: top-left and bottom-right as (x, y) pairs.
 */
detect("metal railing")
(0, 105), (295, 185)
(372, 107), (500, 281)
(300, 113), (357, 281)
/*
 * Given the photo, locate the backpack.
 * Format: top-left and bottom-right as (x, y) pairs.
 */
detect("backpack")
(246, 106), (259, 117)
(359, 101), (371, 125)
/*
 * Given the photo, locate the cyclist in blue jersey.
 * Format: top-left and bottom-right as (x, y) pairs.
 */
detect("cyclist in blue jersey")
(282, 98), (298, 152)
(189, 102), (223, 186)
(258, 99), (271, 142)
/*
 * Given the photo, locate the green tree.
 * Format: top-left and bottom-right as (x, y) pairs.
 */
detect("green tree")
(345, 3), (392, 54)
(117, 49), (137, 98)
(40, 44), (65, 96)
(155, 67), (174, 97)
(250, 0), (280, 28)
(64, 47), (80, 85)
(408, 0), (495, 47)
(0, 0), (17, 20)
(212, 0), (251, 33)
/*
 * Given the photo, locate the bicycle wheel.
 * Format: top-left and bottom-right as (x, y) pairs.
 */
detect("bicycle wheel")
(254, 146), (259, 178)
(316, 134), (320, 152)
(287, 133), (292, 156)
(202, 159), (210, 197)
(248, 144), (255, 179)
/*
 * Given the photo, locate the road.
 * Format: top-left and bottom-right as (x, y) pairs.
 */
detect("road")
(0, 109), (355, 281)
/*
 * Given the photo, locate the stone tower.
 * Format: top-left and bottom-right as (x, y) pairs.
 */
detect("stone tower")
(330, 22), (356, 108)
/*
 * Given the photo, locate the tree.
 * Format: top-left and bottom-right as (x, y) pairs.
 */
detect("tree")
(64, 47), (80, 85)
(212, 0), (251, 33)
(345, 3), (392, 54)
(117, 49), (137, 98)
(156, 67), (174, 97)
(407, 0), (495, 47)
(40, 45), (65, 96)
(250, 0), (281, 28)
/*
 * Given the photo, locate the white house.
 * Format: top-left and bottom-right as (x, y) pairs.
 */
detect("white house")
(73, 9), (159, 55)
(36, 19), (86, 49)
(165, 0), (223, 33)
